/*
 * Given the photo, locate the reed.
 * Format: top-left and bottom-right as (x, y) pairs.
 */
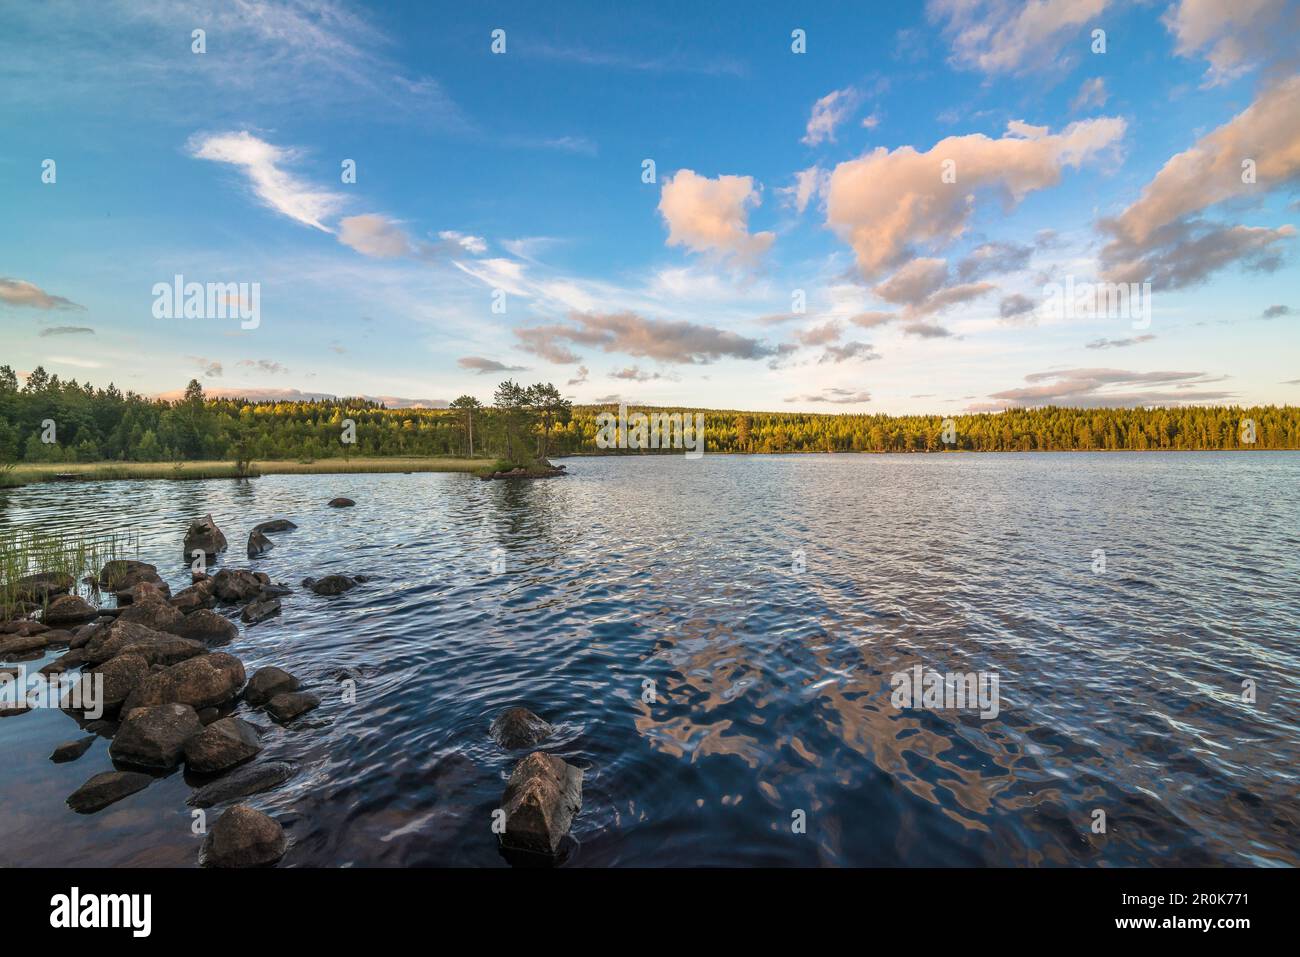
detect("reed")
(0, 528), (137, 617)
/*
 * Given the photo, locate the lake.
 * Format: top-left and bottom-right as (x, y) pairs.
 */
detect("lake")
(1, 452), (1297, 866)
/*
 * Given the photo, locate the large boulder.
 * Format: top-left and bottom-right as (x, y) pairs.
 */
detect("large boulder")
(490, 707), (554, 750)
(42, 595), (98, 627)
(252, 519), (297, 534)
(0, 633), (51, 660)
(247, 529), (274, 558)
(122, 653), (246, 713)
(498, 752), (583, 856)
(244, 666), (300, 706)
(84, 619), (202, 665)
(67, 770), (153, 813)
(168, 609), (239, 645)
(89, 653), (151, 712)
(109, 703), (204, 769)
(13, 571), (74, 603)
(184, 514), (227, 559)
(115, 597), (185, 634)
(199, 805), (287, 867)
(183, 716), (262, 773)
(264, 691), (320, 723)
(211, 569), (262, 604)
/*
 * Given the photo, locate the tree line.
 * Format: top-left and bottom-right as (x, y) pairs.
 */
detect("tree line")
(1, 366), (1297, 465)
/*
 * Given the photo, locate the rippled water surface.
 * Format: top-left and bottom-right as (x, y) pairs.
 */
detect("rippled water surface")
(2, 452), (1298, 867)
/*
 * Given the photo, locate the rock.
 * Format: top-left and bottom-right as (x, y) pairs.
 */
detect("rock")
(42, 595), (98, 626)
(68, 620), (106, 649)
(184, 513), (228, 559)
(110, 702), (204, 768)
(264, 691), (320, 723)
(170, 580), (216, 614)
(7, 620), (49, 636)
(183, 716), (262, 773)
(258, 583), (292, 599)
(252, 519), (297, 534)
(247, 529), (274, 558)
(99, 560), (160, 591)
(51, 736), (95, 763)
(67, 770), (153, 813)
(39, 629), (74, 648)
(199, 805), (287, 867)
(211, 569), (263, 604)
(122, 653), (246, 713)
(188, 761), (297, 808)
(499, 752), (583, 856)
(327, 497), (355, 508)
(240, 597), (281, 625)
(490, 707), (554, 750)
(168, 609), (239, 645)
(90, 653), (151, 712)
(244, 667), (300, 706)
(120, 581), (168, 605)
(0, 633), (50, 660)
(84, 619), (203, 665)
(115, 597), (185, 633)
(303, 575), (357, 596)
(13, 571), (74, 603)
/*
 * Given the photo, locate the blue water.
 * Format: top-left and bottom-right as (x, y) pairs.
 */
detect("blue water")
(1, 452), (1298, 866)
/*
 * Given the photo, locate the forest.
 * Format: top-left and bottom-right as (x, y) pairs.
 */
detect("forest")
(1, 365), (1297, 464)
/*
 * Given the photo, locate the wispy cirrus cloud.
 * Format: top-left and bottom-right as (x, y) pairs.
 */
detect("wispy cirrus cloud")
(971, 368), (1234, 410)
(0, 278), (83, 310)
(514, 310), (778, 366)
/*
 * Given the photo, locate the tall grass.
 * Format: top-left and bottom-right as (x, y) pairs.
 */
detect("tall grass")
(0, 528), (137, 618)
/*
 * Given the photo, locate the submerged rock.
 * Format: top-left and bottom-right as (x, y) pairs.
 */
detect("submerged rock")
(499, 751), (583, 857)
(183, 716), (262, 773)
(67, 770), (153, 813)
(199, 804), (287, 867)
(264, 691), (320, 723)
(240, 597), (281, 625)
(51, 736), (95, 763)
(490, 707), (554, 750)
(42, 595), (98, 627)
(122, 652), (246, 713)
(0, 633), (51, 660)
(252, 519), (297, 534)
(109, 703), (204, 769)
(247, 529), (274, 558)
(184, 514), (228, 559)
(188, 760), (297, 808)
(302, 575), (357, 596)
(327, 497), (355, 508)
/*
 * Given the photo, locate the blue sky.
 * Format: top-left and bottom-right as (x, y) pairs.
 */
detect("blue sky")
(1, 0), (1297, 413)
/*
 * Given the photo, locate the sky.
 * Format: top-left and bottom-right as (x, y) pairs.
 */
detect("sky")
(1, 0), (1297, 414)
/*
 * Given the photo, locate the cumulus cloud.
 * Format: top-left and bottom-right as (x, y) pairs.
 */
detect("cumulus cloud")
(658, 169), (775, 265)
(1162, 0), (1296, 86)
(514, 310), (778, 365)
(974, 368), (1234, 409)
(785, 388), (872, 404)
(458, 356), (527, 375)
(188, 131), (344, 232)
(826, 116), (1125, 278)
(1099, 75), (1300, 288)
(803, 87), (860, 145)
(0, 278), (83, 310)
(928, 0), (1109, 75)
(871, 257), (996, 323)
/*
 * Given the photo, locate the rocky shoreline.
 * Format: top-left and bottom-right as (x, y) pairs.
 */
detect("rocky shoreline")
(1, 502), (584, 866)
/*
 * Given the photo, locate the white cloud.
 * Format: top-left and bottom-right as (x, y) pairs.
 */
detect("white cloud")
(928, 0), (1110, 75)
(658, 169), (775, 265)
(189, 131), (344, 232)
(803, 87), (860, 146)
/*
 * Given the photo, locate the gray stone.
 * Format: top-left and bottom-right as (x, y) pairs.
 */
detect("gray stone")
(240, 597), (281, 625)
(252, 519), (297, 534)
(327, 497), (355, 508)
(184, 716), (262, 773)
(168, 608), (239, 644)
(122, 653), (245, 713)
(42, 595), (98, 626)
(184, 513), (228, 558)
(247, 529), (274, 558)
(244, 666), (300, 705)
(110, 703), (204, 768)
(490, 707), (554, 750)
(67, 770), (153, 813)
(199, 805), (287, 867)
(264, 691), (320, 723)
(51, 736), (95, 763)
(188, 761), (297, 808)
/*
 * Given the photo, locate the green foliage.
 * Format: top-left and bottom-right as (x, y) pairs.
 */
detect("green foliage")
(0, 365), (1296, 467)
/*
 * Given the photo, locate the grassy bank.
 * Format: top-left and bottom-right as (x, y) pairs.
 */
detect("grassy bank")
(1, 457), (486, 489)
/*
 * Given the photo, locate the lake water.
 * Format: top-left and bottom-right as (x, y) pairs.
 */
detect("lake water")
(2, 452), (1298, 867)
